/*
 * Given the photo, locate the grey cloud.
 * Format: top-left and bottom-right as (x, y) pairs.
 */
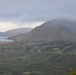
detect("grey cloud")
(0, 0), (76, 23)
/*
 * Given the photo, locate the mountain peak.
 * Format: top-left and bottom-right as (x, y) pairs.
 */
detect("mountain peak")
(41, 18), (74, 27)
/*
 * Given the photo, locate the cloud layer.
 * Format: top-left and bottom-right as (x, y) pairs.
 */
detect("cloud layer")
(0, 0), (76, 23)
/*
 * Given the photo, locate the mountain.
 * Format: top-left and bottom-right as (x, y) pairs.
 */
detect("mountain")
(12, 19), (76, 41)
(0, 28), (33, 37)
(40, 19), (76, 33)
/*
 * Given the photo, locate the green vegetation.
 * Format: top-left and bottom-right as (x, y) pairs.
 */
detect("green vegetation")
(0, 41), (76, 75)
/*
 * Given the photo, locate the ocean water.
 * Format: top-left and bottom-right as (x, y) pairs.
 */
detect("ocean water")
(0, 36), (13, 42)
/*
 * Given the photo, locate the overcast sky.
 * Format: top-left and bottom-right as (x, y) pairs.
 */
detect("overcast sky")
(0, 0), (76, 32)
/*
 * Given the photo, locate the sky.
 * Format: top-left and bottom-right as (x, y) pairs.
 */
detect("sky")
(0, 0), (76, 32)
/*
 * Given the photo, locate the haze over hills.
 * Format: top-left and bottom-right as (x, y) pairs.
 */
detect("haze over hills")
(0, 28), (33, 37)
(40, 19), (76, 33)
(12, 19), (76, 41)
(0, 32), (4, 36)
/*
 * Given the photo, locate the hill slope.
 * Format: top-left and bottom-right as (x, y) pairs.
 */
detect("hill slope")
(40, 19), (76, 33)
(12, 19), (76, 41)
(0, 28), (33, 37)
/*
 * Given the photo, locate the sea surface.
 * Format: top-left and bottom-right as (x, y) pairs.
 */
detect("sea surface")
(0, 36), (13, 42)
